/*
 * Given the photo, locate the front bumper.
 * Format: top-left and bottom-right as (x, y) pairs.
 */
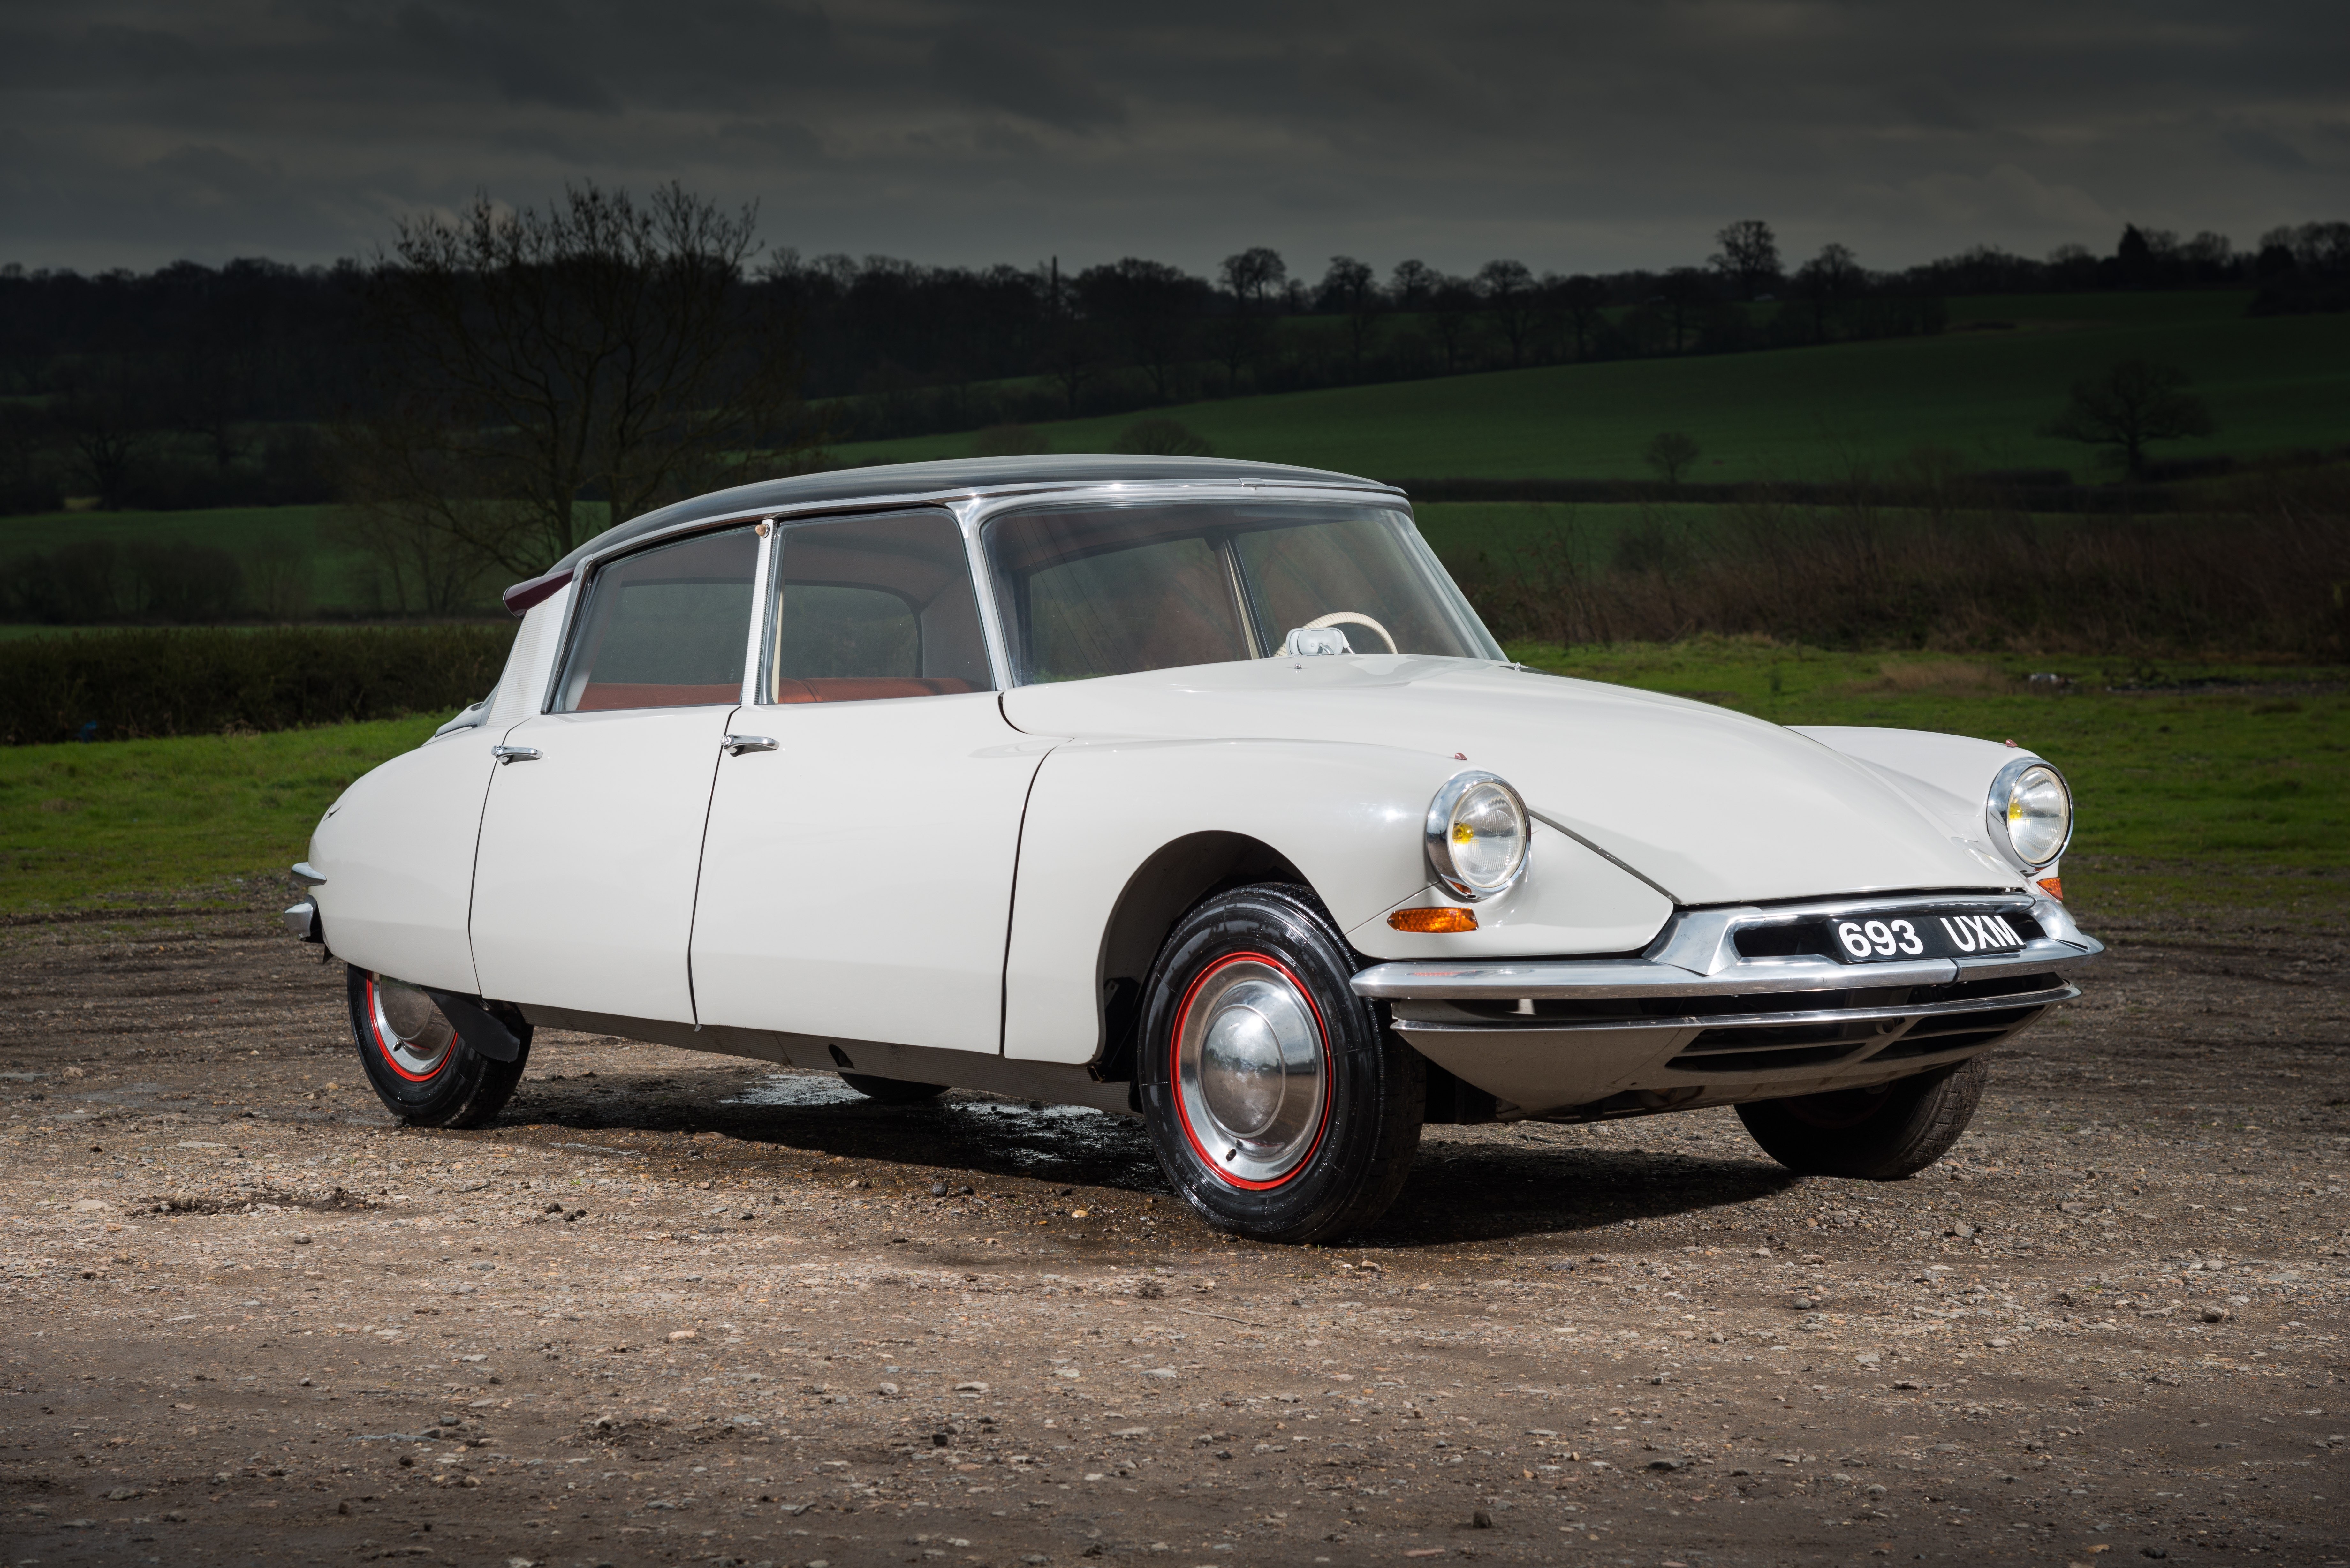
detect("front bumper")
(1353, 893), (2100, 1119)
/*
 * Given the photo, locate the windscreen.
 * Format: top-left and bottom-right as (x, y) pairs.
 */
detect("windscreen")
(983, 501), (1497, 684)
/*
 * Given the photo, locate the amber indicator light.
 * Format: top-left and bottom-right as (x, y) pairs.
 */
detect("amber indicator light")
(2036, 876), (2063, 901)
(1388, 907), (1478, 933)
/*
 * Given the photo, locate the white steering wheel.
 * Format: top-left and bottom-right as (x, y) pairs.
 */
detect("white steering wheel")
(1304, 610), (1398, 654)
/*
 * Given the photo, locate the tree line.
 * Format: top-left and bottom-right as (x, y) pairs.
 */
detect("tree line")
(5, 203), (2345, 521)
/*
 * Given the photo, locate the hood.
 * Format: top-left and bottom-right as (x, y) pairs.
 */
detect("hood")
(1000, 657), (2023, 907)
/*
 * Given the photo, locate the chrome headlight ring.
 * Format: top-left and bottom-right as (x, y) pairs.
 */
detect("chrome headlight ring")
(1985, 756), (2074, 871)
(1424, 770), (1530, 901)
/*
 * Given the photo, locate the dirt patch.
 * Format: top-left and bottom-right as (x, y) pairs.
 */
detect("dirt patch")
(1, 902), (2344, 1564)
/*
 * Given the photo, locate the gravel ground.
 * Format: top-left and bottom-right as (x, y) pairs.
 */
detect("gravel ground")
(1, 902), (2345, 1568)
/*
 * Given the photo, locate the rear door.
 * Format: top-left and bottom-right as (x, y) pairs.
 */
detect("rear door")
(470, 525), (761, 1023)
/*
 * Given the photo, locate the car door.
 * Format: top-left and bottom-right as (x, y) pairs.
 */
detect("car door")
(690, 509), (1043, 1054)
(470, 524), (761, 1023)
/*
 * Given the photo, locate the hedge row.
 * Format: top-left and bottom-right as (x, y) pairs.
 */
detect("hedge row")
(0, 624), (518, 745)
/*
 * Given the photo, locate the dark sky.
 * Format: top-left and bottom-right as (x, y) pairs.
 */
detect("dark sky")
(2, 1), (2342, 278)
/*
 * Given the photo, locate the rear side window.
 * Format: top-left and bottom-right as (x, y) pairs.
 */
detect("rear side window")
(553, 527), (758, 712)
(765, 510), (994, 703)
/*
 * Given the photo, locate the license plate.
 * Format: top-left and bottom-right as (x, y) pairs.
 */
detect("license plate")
(1828, 910), (2028, 963)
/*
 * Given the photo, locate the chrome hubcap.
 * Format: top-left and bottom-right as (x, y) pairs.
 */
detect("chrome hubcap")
(1175, 957), (1328, 1186)
(370, 974), (456, 1080)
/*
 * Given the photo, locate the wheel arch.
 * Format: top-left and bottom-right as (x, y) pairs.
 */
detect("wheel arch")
(1091, 831), (1308, 1079)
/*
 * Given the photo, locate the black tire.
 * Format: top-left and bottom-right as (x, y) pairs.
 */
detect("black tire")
(838, 1072), (949, 1105)
(1136, 883), (1423, 1245)
(347, 964), (529, 1129)
(1735, 1056), (1987, 1180)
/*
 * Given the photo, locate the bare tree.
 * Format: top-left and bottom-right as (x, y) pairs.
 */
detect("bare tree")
(2041, 359), (2217, 478)
(342, 181), (816, 579)
(1476, 260), (1538, 366)
(1644, 430), (1701, 485)
(1709, 219), (1782, 300)
(1074, 258), (1205, 403)
(1212, 247), (1287, 389)
(51, 362), (158, 507)
(1426, 275), (1481, 372)
(1558, 275), (1609, 359)
(1388, 259), (1441, 312)
(1793, 243), (1864, 341)
(1317, 256), (1381, 375)
(1655, 268), (1711, 352)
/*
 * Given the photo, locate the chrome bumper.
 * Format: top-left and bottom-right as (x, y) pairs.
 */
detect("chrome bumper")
(284, 862), (326, 944)
(1353, 894), (2101, 1003)
(283, 898), (322, 943)
(1352, 894), (2101, 1119)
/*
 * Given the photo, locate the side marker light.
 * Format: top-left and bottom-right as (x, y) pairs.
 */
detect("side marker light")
(1389, 907), (1478, 933)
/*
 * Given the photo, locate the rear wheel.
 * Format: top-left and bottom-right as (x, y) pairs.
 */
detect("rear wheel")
(1137, 884), (1423, 1244)
(347, 965), (529, 1128)
(838, 1072), (948, 1105)
(1735, 1056), (1987, 1180)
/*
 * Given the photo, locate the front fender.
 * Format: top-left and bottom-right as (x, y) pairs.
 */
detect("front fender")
(1791, 726), (2056, 881)
(998, 737), (1671, 1066)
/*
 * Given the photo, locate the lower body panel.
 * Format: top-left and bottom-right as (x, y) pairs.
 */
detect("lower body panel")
(518, 1006), (1137, 1117)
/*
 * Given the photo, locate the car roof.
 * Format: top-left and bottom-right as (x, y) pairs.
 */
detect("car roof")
(550, 455), (1399, 572)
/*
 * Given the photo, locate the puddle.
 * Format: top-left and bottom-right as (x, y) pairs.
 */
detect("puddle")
(957, 1102), (1108, 1124)
(721, 1073), (863, 1108)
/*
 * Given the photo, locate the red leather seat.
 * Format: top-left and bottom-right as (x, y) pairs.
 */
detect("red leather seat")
(575, 676), (977, 711)
(771, 677), (977, 703)
(574, 682), (743, 711)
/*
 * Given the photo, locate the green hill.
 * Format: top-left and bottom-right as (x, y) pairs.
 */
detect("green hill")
(830, 292), (2350, 483)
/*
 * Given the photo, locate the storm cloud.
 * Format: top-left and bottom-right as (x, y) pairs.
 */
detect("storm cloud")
(0, 0), (2341, 274)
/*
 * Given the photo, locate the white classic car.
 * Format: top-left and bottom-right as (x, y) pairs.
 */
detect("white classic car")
(289, 456), (2099, 1243)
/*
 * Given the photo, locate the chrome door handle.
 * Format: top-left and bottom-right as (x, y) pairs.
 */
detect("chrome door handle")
(723, 734), (778, 756)
(492, 745), (542, 765)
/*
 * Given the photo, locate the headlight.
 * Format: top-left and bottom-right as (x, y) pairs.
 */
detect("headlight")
(1987, 758), (2073, 869)
(1425, 771), (1529, 900)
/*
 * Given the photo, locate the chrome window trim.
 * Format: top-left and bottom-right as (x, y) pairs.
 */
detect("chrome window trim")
(538, 517), (766, 717)
(1352, 892), (2100, 1001)
(739, 519), (775, 708)
(531, 478), (1467, 712)
(956, 482), (1506, 685)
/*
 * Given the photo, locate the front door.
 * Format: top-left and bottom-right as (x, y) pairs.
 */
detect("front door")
(471, 525), (760, 1023)
(691, 509), (1042, 1054)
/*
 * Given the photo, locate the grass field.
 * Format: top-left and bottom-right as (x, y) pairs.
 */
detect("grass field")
(4, 646), (2339, 931)
(829, 291), (2350, 483)
(1, 715), (442, 912)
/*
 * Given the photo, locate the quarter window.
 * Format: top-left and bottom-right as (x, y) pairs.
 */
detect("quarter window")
(553, 526), (758, 712)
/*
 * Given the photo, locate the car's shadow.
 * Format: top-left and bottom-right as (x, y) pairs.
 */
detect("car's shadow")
(504, 1066), (1798, 1250)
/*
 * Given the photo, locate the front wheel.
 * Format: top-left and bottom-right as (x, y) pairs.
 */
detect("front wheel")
(1735, 1056), (1987, 1180)
(348, 965), (529, 1128)
(1136, 884), (1423, 1245)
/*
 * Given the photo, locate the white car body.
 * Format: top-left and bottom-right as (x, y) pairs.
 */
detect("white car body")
(296, 456), (2098, 1128)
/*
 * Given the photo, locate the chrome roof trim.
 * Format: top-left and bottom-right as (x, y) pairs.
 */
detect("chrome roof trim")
(545, 456), (1401, 576)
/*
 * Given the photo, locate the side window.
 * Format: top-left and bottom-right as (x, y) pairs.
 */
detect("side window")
(768, 510), (994, 703)
(553, 527), (758, 712)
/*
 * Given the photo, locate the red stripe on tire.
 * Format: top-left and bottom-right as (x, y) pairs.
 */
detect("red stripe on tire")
(1168, 951), (1332, 1192)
